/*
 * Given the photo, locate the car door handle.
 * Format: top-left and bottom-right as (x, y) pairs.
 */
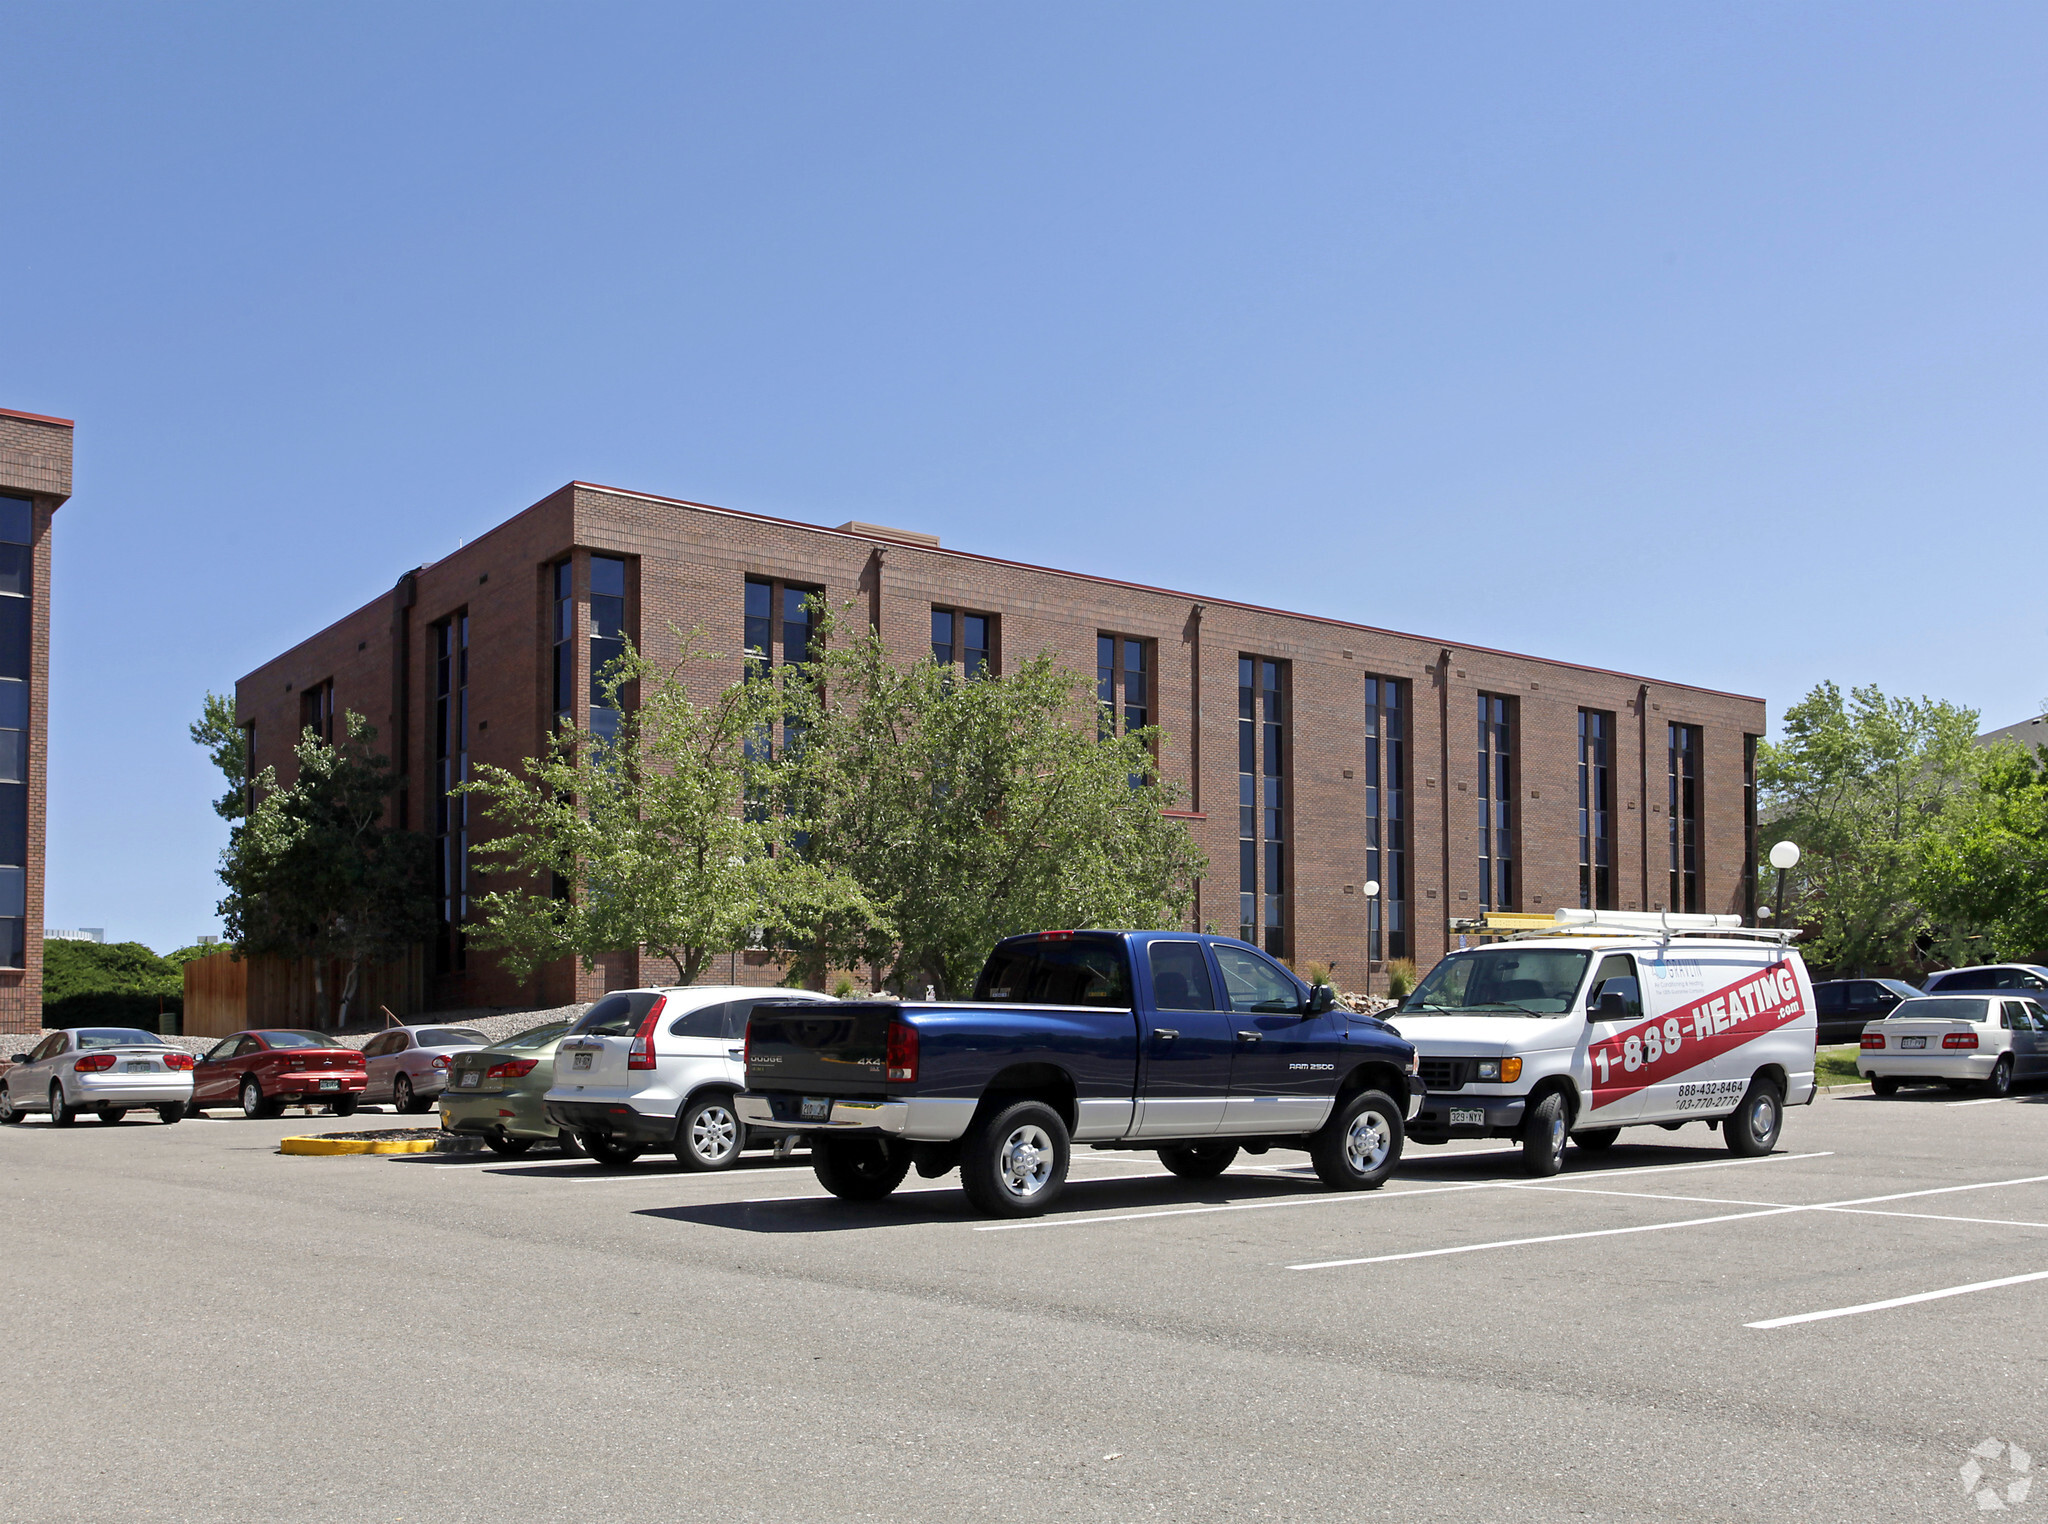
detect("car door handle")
(1153, 1028), (1179, 1041)
(1237, 1030), (1262, 1043)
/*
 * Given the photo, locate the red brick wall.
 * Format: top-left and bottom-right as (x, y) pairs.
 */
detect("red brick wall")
(238, 478), (1768, 1008)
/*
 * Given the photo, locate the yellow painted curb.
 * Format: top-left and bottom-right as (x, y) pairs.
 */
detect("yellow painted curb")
(280, 1135), (442, 1156)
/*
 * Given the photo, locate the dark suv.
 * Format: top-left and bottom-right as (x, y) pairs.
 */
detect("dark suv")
(1812, 979), (1922, 1044)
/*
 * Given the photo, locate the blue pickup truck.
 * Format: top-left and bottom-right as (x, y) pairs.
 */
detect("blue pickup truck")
(737, 930), (1423, 1218)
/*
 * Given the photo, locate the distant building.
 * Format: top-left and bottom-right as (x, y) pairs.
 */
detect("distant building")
(44, 929), (103, 944)
(0, 407), (66, 1036)
(239, 478), (1767, 1009)
(1979, 714), (2047, 752)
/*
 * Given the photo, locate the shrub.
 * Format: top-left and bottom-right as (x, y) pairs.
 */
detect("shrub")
(1304, 960), (1332, 988)
(1386, 959), (1419, 998)
(41, 991), (182, 1032)
(829, 974), (858, 999)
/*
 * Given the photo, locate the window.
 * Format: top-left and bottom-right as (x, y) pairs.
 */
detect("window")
(1742, 734), (1759, 924)
(298, 681), (333, 744)
(1147, 941), (1217, 1011)
(1578, 710), (1614, 911)
(1668, 723), (1702, 912)
(1213, 943), (1302, 1012)
(589, 556), (627, 744)
(974, 937), (1133, 1007)
(669, 1001), (731, 1039)
(1587, 953), (1641, 1018)
(745, 576), (820, 670)
(552, 560), (575, 727)
(0, 496), (29, 968)
(1097, 634), (1153, 788)
(1238, 657), (1288, 956)
(934, 608), (997, 679)
(1477, 694), (1515, 910)
(434, 614), (469, 974)
(1363, 677), (1407, 963)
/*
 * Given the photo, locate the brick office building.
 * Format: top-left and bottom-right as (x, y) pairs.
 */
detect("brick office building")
(238, 480), (1766, 1011)
(0, 408), (70, 1036)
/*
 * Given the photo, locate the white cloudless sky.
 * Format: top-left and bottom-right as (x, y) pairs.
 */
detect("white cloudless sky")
(4, 2), (2045, 951)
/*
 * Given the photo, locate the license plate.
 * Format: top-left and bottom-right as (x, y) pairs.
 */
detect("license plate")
(123, 1061), (152, 1073)
(318, 1079), (339, 1092)
(801, 1096), (832, 1121)
(573, 1053), (592, 1070)
(460, 1071), (479, 1088)
(1450, 1108), (1485, 1127)
(1902, 1037), (1926, 1050)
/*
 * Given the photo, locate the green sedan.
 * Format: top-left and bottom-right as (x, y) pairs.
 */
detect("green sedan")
(440, 1022), (582, 1156)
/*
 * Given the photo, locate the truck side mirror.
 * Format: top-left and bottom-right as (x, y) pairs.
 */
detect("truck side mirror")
(1306, 983), (1336, 1015)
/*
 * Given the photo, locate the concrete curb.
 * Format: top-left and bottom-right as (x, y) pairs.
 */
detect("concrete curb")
(280, 1133), (487, 1156)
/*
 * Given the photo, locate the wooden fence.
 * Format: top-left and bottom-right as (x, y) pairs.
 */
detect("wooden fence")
(180, 947), (428, 1038)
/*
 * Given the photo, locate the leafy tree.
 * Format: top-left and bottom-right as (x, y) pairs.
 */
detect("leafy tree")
(190, 690), (249, 820)
(41, 939), (182, 1004)
(785, 617), (1207, 998)
(1757, 681), (1986, 974)
(1919, 739), (2048, 962)
(461, 638), (883, 986)
(216, 712), (436, 1025)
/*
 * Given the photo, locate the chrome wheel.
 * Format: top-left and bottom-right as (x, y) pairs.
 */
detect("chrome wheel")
(1549, 1114), (1568, 1158)
(49, 1084), (74, 1127)
(241, 1079), (263, 1119)
(998, 1123), (1056, 1200)
(1345, 1110), (1391, 1174)
(689, 1103), (739, 1164)
(0, 1089), (19, 1125)
(1751, 1095), (1777, 1142)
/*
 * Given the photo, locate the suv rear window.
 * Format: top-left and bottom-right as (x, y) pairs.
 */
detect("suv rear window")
(571, 992), (665, 1036)
(976, 939), (1132, 1007)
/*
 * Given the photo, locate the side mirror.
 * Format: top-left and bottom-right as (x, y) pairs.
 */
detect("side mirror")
(1594, 991), (1632, 1020)
(1306, 983), (1336, 1015)
(8, 1053), (26, 1064)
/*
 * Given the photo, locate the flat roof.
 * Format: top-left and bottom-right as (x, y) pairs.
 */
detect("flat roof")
(574, 480), (1767, 706)
(0, 406), (74, 428)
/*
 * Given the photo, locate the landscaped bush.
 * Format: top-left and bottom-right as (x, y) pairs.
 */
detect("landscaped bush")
(39, 990), (182, 1033)
(41, 939), (185, 1033)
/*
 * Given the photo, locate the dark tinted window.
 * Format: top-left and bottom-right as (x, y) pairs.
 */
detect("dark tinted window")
(572, 992), (662, 1036)
(1147, 942), (1217, 1011)
(0, 497), (29, 545)
(1813, 983), (1847, 1015)
(976, 939), (1132, 1007)
(669, 1001), (730, 1039)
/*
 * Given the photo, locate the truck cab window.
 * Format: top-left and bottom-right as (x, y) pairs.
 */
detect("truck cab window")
(975, 939), (1132, 1007)
(1212, 945), (1301, 1013)
(1147, 941), (1217, 1011)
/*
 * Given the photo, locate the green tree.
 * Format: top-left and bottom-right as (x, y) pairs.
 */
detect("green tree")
(461, 637), (883, 986)
(1919, 739), (2048, 961)
(1757, 681), (1986, 974)
(786, 619), (1207, 998)
(190, 690), (249, 820)
(41, 939), (182, 1004)
(216, 712), (436, 1024)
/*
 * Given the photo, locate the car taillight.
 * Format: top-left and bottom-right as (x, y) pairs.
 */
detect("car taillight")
(628, 996), (668, 1070)
(164, 1052), (195, 1071)
(1860, 1033), (1885, 1049)
(486, 1058), (539, 1080)
(1944, 1032), (1980, 1049)
(73, 1054), (116, 1072)
(886, 1017), (919, 1083)
(432, 1054), (450, 1070)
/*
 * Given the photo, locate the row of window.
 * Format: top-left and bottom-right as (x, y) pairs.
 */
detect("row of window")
(0, 495), (28, 968)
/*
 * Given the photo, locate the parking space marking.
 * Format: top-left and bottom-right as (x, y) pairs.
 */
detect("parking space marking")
(1746, 1270), (2048, 1329)
(1289, 1171), (2048, 1271)
(1519, 1185), (1791, 1209)
(1817, 1207), (2048, 1230)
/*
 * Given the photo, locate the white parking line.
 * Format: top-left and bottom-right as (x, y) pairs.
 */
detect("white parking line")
(1519, 1185), (1791, 1209)
(1289, 1171), (2048, 1271)
(1817, 1207), (2048, 1230)
(1747, 1270), (2048, 1329)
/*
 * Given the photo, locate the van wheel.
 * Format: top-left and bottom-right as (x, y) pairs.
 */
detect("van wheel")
(813, 1135), (913, 1202)
(1724, 1078), (1783, 1157)
(1157, 1143), (1239, 1179)
(1308, 1089), (1403, 1191)
(1520, 1092), (1569, 1177)
(1870, 1075), (1899, 1097)
(1572, 1128), (1620, 1152)
(961, 1102), (1071, 1217)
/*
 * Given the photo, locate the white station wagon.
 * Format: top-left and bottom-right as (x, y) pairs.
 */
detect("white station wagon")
(1858, 994), (2048, 1097)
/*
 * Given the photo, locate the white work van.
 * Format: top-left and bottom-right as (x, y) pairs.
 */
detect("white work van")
(1394, 911), (1816, 1176)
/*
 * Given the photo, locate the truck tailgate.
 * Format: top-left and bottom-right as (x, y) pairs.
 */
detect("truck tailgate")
(747, 1001), (896, 1091)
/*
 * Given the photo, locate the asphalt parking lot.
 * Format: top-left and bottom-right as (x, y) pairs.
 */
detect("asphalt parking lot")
(6, 1088), (2046, 1523)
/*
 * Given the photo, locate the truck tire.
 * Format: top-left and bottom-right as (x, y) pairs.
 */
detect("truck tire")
(1157, 1143), (1239, 1180)
(960, 1100), (1071, 1218)
(1724, 1077), (1782, 1157)
(812, 1135), (912, 1201)
(1308, 1088), (1402, 1191)
(1572, 1128), (1620, 1152)
(1521, 1091), (1569, 1177)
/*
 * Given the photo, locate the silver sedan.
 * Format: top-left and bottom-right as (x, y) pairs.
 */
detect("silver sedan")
(360, 1025), (490, 1113)
(0, 1027), (196, 1125)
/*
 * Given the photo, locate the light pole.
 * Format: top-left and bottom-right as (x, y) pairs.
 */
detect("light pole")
(1362, 879), (1381, 991)
(1767, 841), (1800, 927)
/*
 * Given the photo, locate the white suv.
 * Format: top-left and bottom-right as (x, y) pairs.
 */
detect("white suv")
(542, 986), (836, 1169)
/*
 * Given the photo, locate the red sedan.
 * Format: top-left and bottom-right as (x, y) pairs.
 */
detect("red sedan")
(190, 1030), (367, 1119)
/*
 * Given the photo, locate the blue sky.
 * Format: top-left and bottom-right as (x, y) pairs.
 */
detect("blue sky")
(5, 3), (2045, 952)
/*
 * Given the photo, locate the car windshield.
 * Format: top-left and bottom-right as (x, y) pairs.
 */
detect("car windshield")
(75, 1028), (164, 1049)
(254, 1031), (341, 1049)
(493, 1022), (571, 1050)
(1889, 997), (1989, 1023)
(1404, 949), (1592, 1015)
(414, 1028), (487, 1047)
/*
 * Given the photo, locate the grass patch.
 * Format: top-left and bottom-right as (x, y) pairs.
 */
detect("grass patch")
(1816, 1044), (1864, 1086)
